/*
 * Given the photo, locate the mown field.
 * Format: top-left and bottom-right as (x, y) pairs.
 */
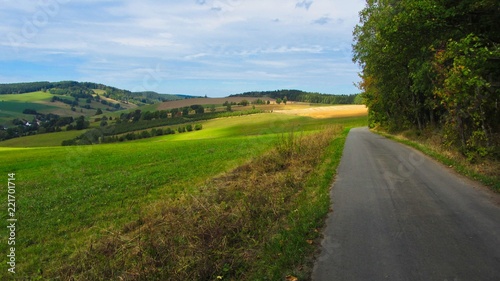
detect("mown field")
(0, 110), (367, 280)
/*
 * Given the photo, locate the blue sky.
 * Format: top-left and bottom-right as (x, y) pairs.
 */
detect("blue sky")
(0, 0), (365, 97)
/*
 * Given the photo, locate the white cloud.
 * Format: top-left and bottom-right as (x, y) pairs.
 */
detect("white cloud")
(0, 0), (366, 96)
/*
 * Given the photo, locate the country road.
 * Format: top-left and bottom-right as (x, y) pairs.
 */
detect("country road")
(312, 127), (500, 281)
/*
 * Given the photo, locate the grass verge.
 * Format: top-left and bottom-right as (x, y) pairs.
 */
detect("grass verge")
(58, 126), (348, 280)
(373, 129), (500, 191)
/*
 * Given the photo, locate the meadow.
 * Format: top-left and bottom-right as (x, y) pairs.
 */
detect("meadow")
(0, 92), (55, 124)
(0, 110), (367, 279)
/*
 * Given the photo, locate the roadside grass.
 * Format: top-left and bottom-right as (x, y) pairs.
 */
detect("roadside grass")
(374, 129), (500, 191)
(250, 127), (351, 280)
(58, 126), (347, 280)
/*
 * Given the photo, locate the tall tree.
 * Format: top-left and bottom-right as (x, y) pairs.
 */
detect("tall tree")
(353, 0), (499, 157)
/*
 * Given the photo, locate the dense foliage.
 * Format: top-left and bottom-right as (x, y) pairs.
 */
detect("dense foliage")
(353, 0), (500, 159)
(231, 90), (362, 105)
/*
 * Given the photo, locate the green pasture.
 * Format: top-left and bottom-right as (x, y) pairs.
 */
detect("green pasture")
(0, 91), (53, 102)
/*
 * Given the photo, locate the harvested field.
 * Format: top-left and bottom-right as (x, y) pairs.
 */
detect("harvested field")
(274, 105), (368, 119)
(157, 97), (275, 110)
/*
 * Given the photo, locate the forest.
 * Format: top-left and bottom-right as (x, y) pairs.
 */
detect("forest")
(353, 0), (499, 159)
(231, 90), (363, 105)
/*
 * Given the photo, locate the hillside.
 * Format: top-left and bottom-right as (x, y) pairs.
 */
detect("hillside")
(0, 81), (195, 141)
(0, 81), (182, 105)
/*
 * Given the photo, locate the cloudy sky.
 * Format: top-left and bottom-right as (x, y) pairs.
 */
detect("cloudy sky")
(0, 0), (365, 97)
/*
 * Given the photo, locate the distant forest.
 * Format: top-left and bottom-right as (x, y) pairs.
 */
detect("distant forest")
(0, 81), (179, 105)
(230, 90), (362, 105)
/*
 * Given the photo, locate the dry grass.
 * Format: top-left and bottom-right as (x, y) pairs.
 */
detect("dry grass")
(401, 129), (499, 180)
(59, 127), (342, 280)
(378, 128), (500, 190)
(274, 105), (368, 119)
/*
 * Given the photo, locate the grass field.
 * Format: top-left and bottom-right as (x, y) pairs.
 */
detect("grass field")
(0, 107), (367, 279)
(0, 91), (54, 102)
(0, 92), (56, 124)
(0, 130), (87, 147)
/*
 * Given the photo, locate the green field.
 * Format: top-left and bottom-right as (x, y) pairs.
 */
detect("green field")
(0, 92), (56, 124)
(0, 130), (87, 147)
(0, 91), (53, 102)
(0, 112), (367, 279)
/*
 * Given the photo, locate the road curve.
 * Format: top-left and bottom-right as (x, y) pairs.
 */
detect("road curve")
(312, 127), (500, 281)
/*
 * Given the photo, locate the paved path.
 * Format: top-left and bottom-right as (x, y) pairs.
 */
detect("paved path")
(312, 127), (500, 281)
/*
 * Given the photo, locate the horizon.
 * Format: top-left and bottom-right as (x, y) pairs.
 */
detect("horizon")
(0, 1), (365, 98)
(0, 80), (360, 98)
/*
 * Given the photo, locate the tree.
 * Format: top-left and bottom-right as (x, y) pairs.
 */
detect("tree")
(75, 116), (89, 130)
(192, 105), (204, 114)
(96, 108), (103, 115)
(352, 0), (500, 157)
(276, 98), (282, 105)
(171, 108), (179, 117)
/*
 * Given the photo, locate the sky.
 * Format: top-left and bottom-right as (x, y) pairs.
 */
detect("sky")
(0, 0), (366, 97)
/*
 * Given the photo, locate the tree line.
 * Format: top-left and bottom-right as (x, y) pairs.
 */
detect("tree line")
(62, 108), (262, 146)
(230, 90), (362, 105)
(353, 0), (499, 159)
(62, 124), (203, 146)
(0, 111), (89, 141)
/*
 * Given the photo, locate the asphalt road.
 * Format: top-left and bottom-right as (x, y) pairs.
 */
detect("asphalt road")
(312, 127), (500, 281)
